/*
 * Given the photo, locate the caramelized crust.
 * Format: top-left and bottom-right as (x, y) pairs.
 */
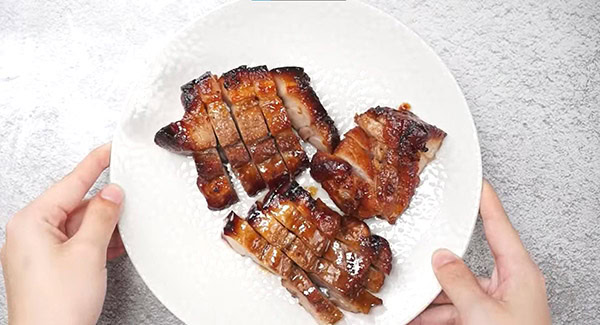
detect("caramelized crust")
(262, 195), (330, 257)
(248, 66), (293, 135)
(365, 267), (385, 293)
(221, 66), (291, 188)
(195, 72), (266, 196)
(271, 182), (341, 239)
(325, 288), (382, 314)
(247, 205), (320, 272)
(222, 212), (293, 278)
(274, 129), (309, 177)
(248, 136), (290, 189)
(282, 266), (344, 325)
(193, 149), (238, 210)
(271, 67), (340, 153)
(154, 106), (217, 155)
(155, 80), (237, 210)
(369, 235), (393, 275)
(248, 66), (309, 176)
(223, 183), (390, 320)
(311, 106), (446, 223)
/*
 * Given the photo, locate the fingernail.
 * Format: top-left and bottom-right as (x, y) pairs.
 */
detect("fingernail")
(100, 184), (124, 204)
(432, 248), (458, 269)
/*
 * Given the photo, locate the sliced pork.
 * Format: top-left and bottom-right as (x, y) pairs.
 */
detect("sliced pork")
(311, 106), (446, 223)
(220, 66), (291, 189)
(195, 72), (266, 196)
(248, 66), (309, 176)
(282, 266), (344, 325)
(154, 84), (237, 210)
(271, 67), (340, 153)
(222, 212), (293, 277)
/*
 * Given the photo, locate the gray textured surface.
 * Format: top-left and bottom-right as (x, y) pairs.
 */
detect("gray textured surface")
(0, 0), (598, 324)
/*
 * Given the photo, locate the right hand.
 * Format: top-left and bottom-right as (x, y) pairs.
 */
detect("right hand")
(409, 180), (551, 325)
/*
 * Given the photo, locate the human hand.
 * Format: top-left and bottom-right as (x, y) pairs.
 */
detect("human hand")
(1, 143), (125, 325)
(409, 180), (551, 325)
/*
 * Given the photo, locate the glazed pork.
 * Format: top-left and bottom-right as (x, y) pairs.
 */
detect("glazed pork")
(249, 66), (309, 176)
(195, 72), (266, 196)
(223, 182), (393, 324)
(154, 65), (340, 210)
(154, 84), (238, 210)
(271, 67), (340, 153)
(220, 66), (291, 189)
(282, 266), (344, 325)
(223, 212), (293, 277)
(311, 106), (446, 223)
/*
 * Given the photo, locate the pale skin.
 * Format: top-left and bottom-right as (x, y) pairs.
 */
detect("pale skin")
(1, 145), (550, 325)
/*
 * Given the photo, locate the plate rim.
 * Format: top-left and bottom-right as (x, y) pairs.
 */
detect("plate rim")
(110, 0), (483, 323)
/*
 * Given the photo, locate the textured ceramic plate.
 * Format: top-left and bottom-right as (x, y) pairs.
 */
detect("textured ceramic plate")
(111, 1), (482, 324)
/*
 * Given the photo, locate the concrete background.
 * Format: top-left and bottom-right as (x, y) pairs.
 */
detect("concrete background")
(0, 0), (598, 323)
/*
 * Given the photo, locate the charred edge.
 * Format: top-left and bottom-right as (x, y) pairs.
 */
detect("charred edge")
(223, 212), (240, 236)
(154, 122), (187, 153)
(309, 152), (352, 182)
(246, 203), (264, 228)
(370, 235), (393, 275)
(247, 65), (269, 79)
(220, 65), (248, 90)
(261, 181), (289, 209)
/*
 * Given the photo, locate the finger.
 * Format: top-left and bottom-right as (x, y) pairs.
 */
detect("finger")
(432, 277), (491, 305)
(65, 200), (90, 238)
(407, 304), (459, 325)
(432, 249), (492, 313)
(34, 143), (111, 215)
(71, 184), (124, 253)
(480, 180), (529, 264)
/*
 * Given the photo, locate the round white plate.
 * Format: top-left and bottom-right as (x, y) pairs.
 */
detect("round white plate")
(111, 1), (482, 324)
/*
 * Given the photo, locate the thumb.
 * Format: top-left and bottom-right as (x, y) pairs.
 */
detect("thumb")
(72, 184), (124, 253)
(432, 248), (492, 313)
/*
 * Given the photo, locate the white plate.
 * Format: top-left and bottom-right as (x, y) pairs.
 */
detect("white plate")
(111, 1), (482, 324)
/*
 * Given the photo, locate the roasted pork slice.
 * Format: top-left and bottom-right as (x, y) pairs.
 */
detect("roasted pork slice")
(270, 182), (341, 239)
(262, 187), (331, 256)
(273, 129), (309, 177)
(355, 106), (446, 223)
(310, 258), (364, 299)
(221, 66), (291, 188)
(282, 266), (344, 325)
(195, 72), (266, 196)
(247, 205), (320, 272)
(312, 106), (446, 223)
(193, 149), (238, 210)
(248, 66), (309, 176)
(271, 67), (340, 153)
(247, 136), (290, 189)
(308, 260), (382, 314)
(369, 235), (393, 275)
(355, 106), (446, 166)
(335, 217), (393, 275)
(365, 267), (385, 293)
(222, 212), (293, 278)
(222, 142), (265, 196)
(326, 288), (383, 314)
(154, 106), (216, 155)
(248, 65), (293, 135)
(322, 240), (371, 285)
(310, 151), (365, 216)
(334, 128), (376, 184)
(154, 84), (238, 210)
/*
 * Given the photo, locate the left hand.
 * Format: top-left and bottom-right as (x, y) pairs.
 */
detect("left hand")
(1, 143), (125, 325)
